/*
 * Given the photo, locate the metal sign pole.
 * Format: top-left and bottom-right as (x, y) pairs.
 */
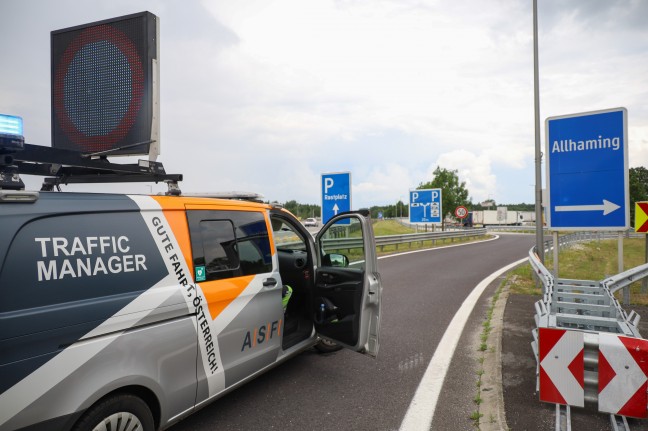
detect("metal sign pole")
(553, 231), (559, 278)
(533, 0), (544, 262)
(644, 235), (648, 293)
(619, 232), (629, 304)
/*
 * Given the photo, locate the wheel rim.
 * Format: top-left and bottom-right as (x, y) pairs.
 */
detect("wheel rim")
(92, 412), (143, 431)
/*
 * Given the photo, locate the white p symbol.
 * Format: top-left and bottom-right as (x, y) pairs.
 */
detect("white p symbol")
(324, 178), (334, 193)
(412, 192), (419, 202)
(431, 191), (439, 199)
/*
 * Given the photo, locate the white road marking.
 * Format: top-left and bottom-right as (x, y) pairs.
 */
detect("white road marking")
(398, 256), (528, 431)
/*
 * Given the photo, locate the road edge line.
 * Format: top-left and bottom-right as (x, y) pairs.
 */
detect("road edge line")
(398, 256), (528, 431)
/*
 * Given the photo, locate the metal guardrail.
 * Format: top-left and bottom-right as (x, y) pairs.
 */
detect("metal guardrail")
(494, 225), (645, 239)
(375, 228), (487, 251)
(319, 228), (488, 251)
(529, 232), (648, 428)
(602, 263), (648, 295)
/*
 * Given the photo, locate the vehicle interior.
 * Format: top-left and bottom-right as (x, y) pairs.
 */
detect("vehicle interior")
(270, 213), (316, 350)
(271, 212), (368, 352)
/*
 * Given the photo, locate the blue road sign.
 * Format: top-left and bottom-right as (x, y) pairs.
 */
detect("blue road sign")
(321, 172), (351, 224)
(546, 108), (628, 230)
(409, 189), (442, 223)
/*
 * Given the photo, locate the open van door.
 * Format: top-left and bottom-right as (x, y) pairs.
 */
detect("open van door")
(314, 211), (382, 357)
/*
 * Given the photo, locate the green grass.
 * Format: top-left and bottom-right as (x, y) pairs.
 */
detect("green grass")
(509, 237), (648, 305)
(372, 220), (416, 235)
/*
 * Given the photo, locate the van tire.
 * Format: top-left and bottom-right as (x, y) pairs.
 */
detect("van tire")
(315, 338), (343, 353)
(73, 393), (154, 431)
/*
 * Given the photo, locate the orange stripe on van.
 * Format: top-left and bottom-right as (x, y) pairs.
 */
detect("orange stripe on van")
(199, 275), (255, 320)
(151, 196), (194, 271)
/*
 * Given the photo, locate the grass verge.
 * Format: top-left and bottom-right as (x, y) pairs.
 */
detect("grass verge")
(509, 237), (648, 305)
(471, 277), (505, 428)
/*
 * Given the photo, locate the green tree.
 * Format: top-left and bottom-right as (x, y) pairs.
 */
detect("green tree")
(418, 167), (470, 230)
(629, 166), (648, 226)
(282, 200), (320, 220)
(370, 201), (408, 219)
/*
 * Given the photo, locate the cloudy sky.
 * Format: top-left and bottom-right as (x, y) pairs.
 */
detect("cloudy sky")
(1, 0), (647, 208)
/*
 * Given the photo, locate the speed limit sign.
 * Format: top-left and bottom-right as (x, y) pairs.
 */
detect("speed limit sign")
(455, 206), (468, 219)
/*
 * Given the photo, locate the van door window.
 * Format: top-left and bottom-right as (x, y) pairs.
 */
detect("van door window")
(188, 211), (272, 281)
(200, 220), (238, 274)
(318, 217), (365, 271)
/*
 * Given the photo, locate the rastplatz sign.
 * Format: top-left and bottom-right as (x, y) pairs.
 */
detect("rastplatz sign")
(546, 107), (629, 230)
(321, 172), (351, 224)
(409, 188), (442, 224)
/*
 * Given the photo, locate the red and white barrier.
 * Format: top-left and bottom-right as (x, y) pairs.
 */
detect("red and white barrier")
(598, 333), (648, 419)
(539, 328), (585, 407)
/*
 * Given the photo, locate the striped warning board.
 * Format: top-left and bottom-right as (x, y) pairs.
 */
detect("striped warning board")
(635, 202), (648, 233)
(539, 328), (585, 407)
(599, 333), (648, 418)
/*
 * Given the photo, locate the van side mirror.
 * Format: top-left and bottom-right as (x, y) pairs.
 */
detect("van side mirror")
(326, 253), (349, 268)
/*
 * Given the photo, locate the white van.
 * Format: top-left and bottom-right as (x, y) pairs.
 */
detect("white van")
(0, 138), (382, 431)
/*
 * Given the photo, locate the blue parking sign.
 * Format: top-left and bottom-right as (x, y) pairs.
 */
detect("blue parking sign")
(321, 172), (351, 224)
(409, 189), (442, 223)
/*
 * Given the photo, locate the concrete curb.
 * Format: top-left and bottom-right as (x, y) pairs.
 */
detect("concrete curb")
(478, 279), (512, 431)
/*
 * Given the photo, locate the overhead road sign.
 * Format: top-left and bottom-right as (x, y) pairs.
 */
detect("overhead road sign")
(546, 107), (628, 230)
(409, 189), (441, 224)
(321, 172), (351, 224)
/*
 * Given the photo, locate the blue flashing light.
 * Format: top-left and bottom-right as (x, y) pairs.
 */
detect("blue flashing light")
(0, 114), (23, 137)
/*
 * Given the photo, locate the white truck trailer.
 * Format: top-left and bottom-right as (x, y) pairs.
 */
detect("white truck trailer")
(470, 207), (524, 226)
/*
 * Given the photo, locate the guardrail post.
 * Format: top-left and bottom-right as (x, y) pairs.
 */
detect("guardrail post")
(553, 231), (559, 278)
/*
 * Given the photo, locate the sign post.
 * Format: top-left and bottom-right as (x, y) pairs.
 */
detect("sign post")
(409, 189), (442, 224)
(321, 172), (351, 224)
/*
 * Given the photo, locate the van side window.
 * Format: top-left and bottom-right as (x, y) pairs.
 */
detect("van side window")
(188, 210), (272, 281)
(200, 220), (238, 273)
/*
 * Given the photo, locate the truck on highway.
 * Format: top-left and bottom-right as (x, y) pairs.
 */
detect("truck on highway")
(469, 208), (524, 227)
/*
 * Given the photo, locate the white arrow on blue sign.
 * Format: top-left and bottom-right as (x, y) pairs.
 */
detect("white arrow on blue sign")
(409, 189), (442, 224)
(321, 172), (351, 224)
(546, 107), (629, 230)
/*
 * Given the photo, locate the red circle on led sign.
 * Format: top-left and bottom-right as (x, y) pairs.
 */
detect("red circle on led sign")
(53, 24), (144, 152)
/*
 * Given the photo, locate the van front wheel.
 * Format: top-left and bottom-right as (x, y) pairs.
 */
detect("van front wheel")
(73, 394), (154, 431)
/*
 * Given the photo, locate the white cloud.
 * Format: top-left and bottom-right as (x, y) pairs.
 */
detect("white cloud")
(354, 163), (423, 207)
(3, 0), (648, 208)
(428, 150), (497, 203)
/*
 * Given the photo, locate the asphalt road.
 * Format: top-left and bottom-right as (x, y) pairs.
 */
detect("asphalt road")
(170, 233), (535, 431)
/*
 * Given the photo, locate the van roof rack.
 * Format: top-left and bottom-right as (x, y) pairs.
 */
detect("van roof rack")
(181, 192), (265, 203)
(1, 143), (183, 194)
